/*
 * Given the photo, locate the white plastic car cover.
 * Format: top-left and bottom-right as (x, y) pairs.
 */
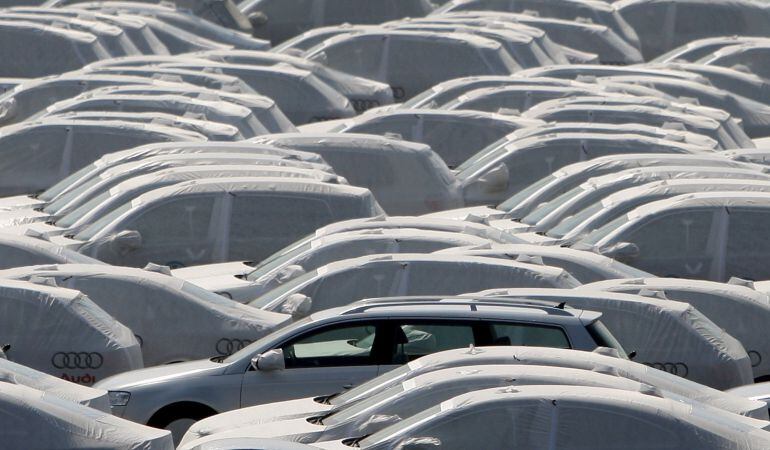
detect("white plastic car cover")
(585, 277), (770, 381)
(0, 357), (109, 412)
(432, 0), (641, 50)
(31, 141), (330, 206)
(581, 192), (770, 282)
(176, 228), (493, 302)
(357, 385), (770, 449)
(444, 85), (606, 113)
(551, 179), (770, 245)
(726, 148), (770, 166)
(0, 383), (173, 449)
(616, 0), (770, 59)
(467, 288), (754, 389)
(330, 109), (542, 169)
(0, 279), (142, 385)
(435, 243), (651, 283)
(250, 132), (463, 214)
(0, 118), (203, 196)
(701, 40), (770, 81)
(180, 364), (721, 448)
(335, 346), (767, 419)
(246, 254), (580, 316)
(84, 65), (257, 95)
(77, 178), (383, 267)
(240, 0), (434, 44)
(305, 30), (520, 101)
(456, 132), (714, 206)
(153, 61), (356, 125)
(0, 20), (110, 77)
(0, 264), (292, 366)
(652, 35), (767, 64)
(496, 153), (761, 220)
(0, 233), (101, 268)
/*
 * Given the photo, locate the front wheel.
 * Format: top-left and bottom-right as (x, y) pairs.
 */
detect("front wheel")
(148, 403), (216, 446)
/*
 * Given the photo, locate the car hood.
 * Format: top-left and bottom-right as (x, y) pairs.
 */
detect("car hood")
(0, 194), (44, 211)
(0, 208), (48, 228)
(421, 205), (505, 221)
(487, 218), (533, 234)
(2, 220), (65, 236)
(182, 418), (324, 449)
(183, 274), (253, 295)
(173, 261), (255, 281)
(510, 232), (560, 245)
(94, 358), (227, 391)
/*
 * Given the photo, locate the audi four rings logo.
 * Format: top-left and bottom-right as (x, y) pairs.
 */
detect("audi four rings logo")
(216, 338), (252, 355)
(51, 352), (103, 369)
(645, 362), (689, 377)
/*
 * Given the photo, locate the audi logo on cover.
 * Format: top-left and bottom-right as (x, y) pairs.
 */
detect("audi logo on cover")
(51, 352), (103, 369)
(645, 362), (689, 377)
(216, 338), (252, 355)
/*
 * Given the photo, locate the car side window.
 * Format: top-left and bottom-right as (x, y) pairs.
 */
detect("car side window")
(126, 195), (218, 246)
(725, 208), (770, 281)
(489, 322), (571, 349)
(281, 322), (380, 369)
(390, 321), (478, 364)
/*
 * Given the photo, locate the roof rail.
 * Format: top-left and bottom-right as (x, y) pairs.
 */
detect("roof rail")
(343, 296), (575, 316)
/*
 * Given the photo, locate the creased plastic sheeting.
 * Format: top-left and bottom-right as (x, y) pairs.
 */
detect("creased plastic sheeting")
(0, 383), (173, 449)
(587, 277), (770, 381)
(0, 357), (109, 412)
(0, 264), (292, 366)
(240, 0), (434, 44)
(0, 119), (203, 196)
(250, 132), (463, 214)
(468, 288), (754, 389)
(367, 385), (770, 450)
(331, 109), (542, 169)
(457, 132), (713, 207)
(189, 228), (494, 302)
(0, 279), (142, 385)
(0, 234), (101, 269)
(180, 364), (694, 448)
(652, 62), (770, 108)
(435, 243), (651, 283)
(617, 0), (770, 60)
(338, 346), (766, 419)
(305, 30), (520, 102)
(79, 178), (383, 267)
(247, 254), (580, 315)
(0, 20), (109, 77)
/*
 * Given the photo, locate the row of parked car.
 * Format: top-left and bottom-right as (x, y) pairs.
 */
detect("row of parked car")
(5, 0), (770, 448)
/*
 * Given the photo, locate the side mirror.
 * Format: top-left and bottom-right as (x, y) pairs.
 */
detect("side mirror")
(599, 241), (639, 262)
(251, 348), (285, 371)
(396, 437), (442, 449)
(279, 293), (313, 319)
(463, 163), (509, 203)
(110, 230), (142, 254)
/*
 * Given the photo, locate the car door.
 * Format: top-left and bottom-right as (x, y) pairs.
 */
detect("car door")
(724, 207), (770, 281)
(239, 320), (386, 406)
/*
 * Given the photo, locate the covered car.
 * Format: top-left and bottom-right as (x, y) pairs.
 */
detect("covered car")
(250, 133), (463, 214)
(0, 383), (173, 449)
(305, 30), (520, 101)
(435, 243), (651, 283)
(174, 228), (493, 302)
(328, 109), (541, 169)
(0, 357), (109, 412)
(0, 117), (203, 195)
(455, 132), (714, 206)
(246, 254), (580, 316)
(66, 178), (383, 267)
(585, 277), (770, 382)
(344, 385), (770, 449)
(470, 288), (754, 389)
(0, 264), (293, 366)
(0, 279), (142, 384)
(573, 192), (770, 281)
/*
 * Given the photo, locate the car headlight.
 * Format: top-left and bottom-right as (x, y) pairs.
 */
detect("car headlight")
(108, 391), (131, 407)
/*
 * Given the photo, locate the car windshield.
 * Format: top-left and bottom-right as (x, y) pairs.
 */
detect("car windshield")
(38, 163), (98, 201)
(587, 320), (628, 359)
(547, 202), (604, 238)
(74, 201), (132, 240)
(497, 174), (555, 212)
(222, 315), (314, 364)
(521, 185), (585, 225)
(331, 364), (412, 406)
(56, 191), (111, 228)
(454, 145), (508, 177)
(359, 404), (442, 448)
(324, 384), (405, 426)
(246, 240), (313, 281)
(42, 175), (104, 215)
(576, 214), (630, 247)
(248, 269), (318, 310)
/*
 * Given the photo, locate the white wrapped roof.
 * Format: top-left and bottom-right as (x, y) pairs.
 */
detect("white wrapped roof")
(0, 383), (172, 449)
(469, 287), (754, 389)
